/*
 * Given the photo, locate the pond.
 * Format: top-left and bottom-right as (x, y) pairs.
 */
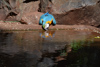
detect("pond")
(0, 30), (100, 67)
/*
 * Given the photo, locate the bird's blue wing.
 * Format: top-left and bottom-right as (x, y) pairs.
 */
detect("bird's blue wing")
(39, 12), (49, 25)
(39, 14), (44, 25)
(52, 15), (56, 25)
(39, 12), (56, 25)
(39, 18), (42, 25)
(46, 14), (56, 25)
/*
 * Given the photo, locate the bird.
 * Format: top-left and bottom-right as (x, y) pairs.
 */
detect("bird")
(39, 12), (56, 30)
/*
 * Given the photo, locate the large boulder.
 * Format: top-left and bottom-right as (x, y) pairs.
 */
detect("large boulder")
(39, 0), (49, 12)
(54, 2), (100, 27)
(22, 1), (40, 14)
(51, 0), (99, 14)
(21, 12), (43, 24)
(16, 1), (40, 21)
(0, 9), (6, 20)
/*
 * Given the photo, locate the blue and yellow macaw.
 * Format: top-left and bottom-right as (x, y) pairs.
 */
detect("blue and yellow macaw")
(39, 12), (56, 30)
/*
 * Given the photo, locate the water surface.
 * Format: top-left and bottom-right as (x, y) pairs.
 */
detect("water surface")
(0, 30), (100, 67)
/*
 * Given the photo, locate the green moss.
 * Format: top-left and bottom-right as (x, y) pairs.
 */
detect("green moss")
(71, 39), (94, 51)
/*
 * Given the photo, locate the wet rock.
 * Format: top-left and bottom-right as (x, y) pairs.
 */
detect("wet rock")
(54, 2), (100, 27)
(51, 0), (99, 14)
(21, 12), (43, 24)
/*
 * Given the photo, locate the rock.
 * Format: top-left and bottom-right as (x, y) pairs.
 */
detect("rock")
(51, 0), (99, 14)
(16, 1), (40, 21)
(0, 9), (6, 20)
(21, 12), (43, 24)
(54, 2), (100, 27)
(39, 0), (53, 13)
(40, 0), (49, 12)
(22, 1), (40, 13)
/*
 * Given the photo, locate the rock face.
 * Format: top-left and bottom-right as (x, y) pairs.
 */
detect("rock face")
(0, 9), (6, 20)
(0, 0), (100, 28)
(21, 12), (43, 24)
(16, 1), (40, 21)
(39, 0), (100, 28)
(54, 2), (100, 27)
(51, 0), (99, 14)
(39, 0), (49, 12)
(0, 0), (40, 23)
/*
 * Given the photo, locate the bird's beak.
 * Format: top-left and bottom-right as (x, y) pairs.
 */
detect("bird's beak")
(42, 23), (49, 31)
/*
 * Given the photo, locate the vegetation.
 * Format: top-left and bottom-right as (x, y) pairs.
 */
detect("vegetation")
(71, 39), (94, 51)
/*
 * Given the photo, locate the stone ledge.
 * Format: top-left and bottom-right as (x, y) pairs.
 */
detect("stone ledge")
(0, 22), (100, 33)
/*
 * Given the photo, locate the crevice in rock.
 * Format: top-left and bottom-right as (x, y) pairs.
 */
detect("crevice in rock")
(49, 0), (52, 3)
(23, 0), (38, 3)
(97, 25), (100, 28)
(9, 12), (17, 16)
(38, 2), (41, 12)
(4, 12), (17, 21)
(97, 0), (100, 3)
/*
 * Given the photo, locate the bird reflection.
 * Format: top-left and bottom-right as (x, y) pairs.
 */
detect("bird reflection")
(39, 30), (55, 40)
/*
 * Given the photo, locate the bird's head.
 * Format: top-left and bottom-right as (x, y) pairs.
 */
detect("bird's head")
(42, 23), (49, 31)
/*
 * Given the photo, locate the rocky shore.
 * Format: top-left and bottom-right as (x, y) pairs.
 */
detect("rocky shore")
(0, 21), (100, 34)
(0, 0), (100, 31)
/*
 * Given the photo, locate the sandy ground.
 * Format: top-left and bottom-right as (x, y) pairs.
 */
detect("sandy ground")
(0, 21), (100, 33)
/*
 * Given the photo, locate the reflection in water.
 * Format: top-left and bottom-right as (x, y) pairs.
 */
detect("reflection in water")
(94, 36), (100, 38)
(54, 46), (100, 67)
(0, 30), (100, 67)
(39, 30), (55, 40)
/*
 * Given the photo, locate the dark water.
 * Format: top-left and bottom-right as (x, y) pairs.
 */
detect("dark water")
(0, 30), (100, 67)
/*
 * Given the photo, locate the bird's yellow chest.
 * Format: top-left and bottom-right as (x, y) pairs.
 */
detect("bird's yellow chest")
(46, 19), (53, 24)
(46, 21), (52, 24)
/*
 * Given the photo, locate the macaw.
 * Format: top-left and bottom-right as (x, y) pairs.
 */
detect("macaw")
(39, 12), (56, 30)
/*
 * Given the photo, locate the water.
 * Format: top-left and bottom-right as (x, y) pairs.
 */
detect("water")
(0, 30), (100, 67)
